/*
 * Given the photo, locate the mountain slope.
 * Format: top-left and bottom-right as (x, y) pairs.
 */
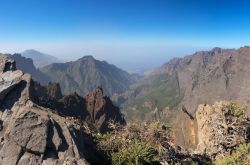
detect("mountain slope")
(40, 55), (137, 96)
(122, 46), (250, 120)
(22, 49), (62, 68)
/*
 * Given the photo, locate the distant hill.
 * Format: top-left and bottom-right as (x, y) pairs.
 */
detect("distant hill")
(21, 49), (62, 68)
(40, 55), (138, 96)
(122, 46), (250, 121)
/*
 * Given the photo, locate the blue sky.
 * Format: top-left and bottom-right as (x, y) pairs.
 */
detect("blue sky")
(1, 0), (250, 70)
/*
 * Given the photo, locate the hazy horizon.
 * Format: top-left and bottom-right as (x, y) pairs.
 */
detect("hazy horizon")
(1, 0), (250, 70)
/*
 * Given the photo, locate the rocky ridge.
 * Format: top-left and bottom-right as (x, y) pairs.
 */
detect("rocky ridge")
(0, 54), (125, 164)
(40, 55), (137, 96)
(122, 46), (250, 121)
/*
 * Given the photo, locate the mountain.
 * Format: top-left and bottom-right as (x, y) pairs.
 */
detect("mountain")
(21, 49), (62, 68)
(0, 52), (249, 165)
(122, 46), (250, 120)
(40, 55), (138, 96)
(7, 53), (50, 84)
(0, 54), (125, 164)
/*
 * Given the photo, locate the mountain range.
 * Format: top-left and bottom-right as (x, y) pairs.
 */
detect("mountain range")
(6, 46), (250, 122)
(121, 46), (250, 121)
(0, 48), (249, 164)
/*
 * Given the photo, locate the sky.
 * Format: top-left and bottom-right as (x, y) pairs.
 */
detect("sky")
(1, 0), (250, 70)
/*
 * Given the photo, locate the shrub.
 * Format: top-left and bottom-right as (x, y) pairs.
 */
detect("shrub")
(215, 143), (250, 165)
(94, 121), (171, 165)
(227, 101), (244, 117)
(111, 140), (154, 165)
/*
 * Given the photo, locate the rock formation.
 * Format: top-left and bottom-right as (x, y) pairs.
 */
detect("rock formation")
(7, 53), (50, 84)
(0, 54), (125, 164)
(172, 107), (198, 150)
(195, 102), (250, 159)
(173, 101), (250, 160)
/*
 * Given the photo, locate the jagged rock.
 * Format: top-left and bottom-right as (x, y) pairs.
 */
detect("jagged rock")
(0, 54), (16, 72)
(0, 54), (127, 164)
(0, 55), (90, 165)
(32, 83), (126, 133)
(85, 87), (126, 133)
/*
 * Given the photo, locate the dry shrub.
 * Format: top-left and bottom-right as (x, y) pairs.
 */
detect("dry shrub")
(93, 120), (185, 164)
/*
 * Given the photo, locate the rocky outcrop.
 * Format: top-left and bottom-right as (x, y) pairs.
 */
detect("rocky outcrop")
(0, 54), (89, 165)
(8, 53), (50, 85)
(172, 107), (198, 150)
(195, 102), (250, 159)
(84, 87), (126, 133)
(0, 54), (126, 164)
(31, 82), (126, 133)
(173, 101), (250, 160)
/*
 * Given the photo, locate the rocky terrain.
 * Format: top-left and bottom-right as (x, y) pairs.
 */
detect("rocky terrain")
(40, 55), (138, 96)
(0, 50), (249, 165)
(122, 46), (250, 121)
(0, 54), (125, 164)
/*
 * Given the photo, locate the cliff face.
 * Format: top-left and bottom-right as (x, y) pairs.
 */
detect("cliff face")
(173, 101), (250, 160)
(0, 54), (125, 164)
(158, 46), (250, 113)
(124, 46), (250, 120)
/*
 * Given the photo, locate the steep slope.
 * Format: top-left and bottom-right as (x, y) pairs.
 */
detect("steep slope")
(40, 55), (137, 96)
(0, 54), (125, 164)
(122, 46), (250, 121)
(22, 49), (62, 68)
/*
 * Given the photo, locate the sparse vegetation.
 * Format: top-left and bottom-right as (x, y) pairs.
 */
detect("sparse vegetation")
(227, 101), (244, 117)
(91, 120), (210, 165)
(214, 143), (250, 165)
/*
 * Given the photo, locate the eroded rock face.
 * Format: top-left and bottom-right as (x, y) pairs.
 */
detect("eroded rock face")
(32, 83), (126, 133)
(195, 102), (250, 159)
(84, 87), (126, 133)
(0, 55), (89, 165)
(154, 46), (250, 113)
(0, 54), (126, 165)
(172, 107), (198, 150)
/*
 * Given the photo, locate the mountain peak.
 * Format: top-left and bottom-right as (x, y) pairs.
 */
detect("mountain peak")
(78, 55), (95, 61)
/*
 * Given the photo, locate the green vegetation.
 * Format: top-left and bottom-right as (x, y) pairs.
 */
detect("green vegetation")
(92, 121), (209, 165)
(215, 143), (250, 165)
(122, 73), (184, 121)
(110, 140), (154, 165)
(227, 101), (244, 117)
(93, 121), (169, 165)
